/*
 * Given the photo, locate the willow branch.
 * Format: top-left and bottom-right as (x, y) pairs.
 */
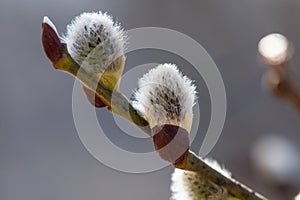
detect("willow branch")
(42, 21), (267, 200)
(48, 48), (266, 200)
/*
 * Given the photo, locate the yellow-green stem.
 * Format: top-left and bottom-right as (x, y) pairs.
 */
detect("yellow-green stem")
(186, 152), (267, 200)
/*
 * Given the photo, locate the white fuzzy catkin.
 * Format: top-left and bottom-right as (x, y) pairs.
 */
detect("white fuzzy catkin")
(204, 157), (232, 179)
(63, 11), (127, 74)
(133, 63), (196, 132)
(170, 158), (231, 200)
(295, 192), (300, 200)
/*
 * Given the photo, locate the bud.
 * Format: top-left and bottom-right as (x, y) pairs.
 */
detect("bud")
(42, 16), (63, 65)
(171, 158), (232, 200)
(133, 63), (197, 164)
(133, 63), (196, 132)
(152, 124), (189, 165)
(62, 11), (127, 92)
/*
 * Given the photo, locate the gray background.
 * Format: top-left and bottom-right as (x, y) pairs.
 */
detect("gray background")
(1, 0), (300, 200)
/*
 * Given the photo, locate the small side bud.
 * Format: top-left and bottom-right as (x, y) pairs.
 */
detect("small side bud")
(82, 85), (107, 108)
(42, 16), (63, 64)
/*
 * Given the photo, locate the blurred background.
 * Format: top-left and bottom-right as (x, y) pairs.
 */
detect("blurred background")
(1, 0), (300, 199)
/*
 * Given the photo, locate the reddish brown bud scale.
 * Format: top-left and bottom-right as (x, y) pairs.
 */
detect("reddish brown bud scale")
(82, 85), (107, 108)
(42, 22), (63, 64)
(152, 124), (189, 166)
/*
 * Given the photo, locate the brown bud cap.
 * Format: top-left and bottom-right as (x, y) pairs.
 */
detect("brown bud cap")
(42, 16), (63, 64)
(152, 124), (189, 166)
(82, 85), (107, 108)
